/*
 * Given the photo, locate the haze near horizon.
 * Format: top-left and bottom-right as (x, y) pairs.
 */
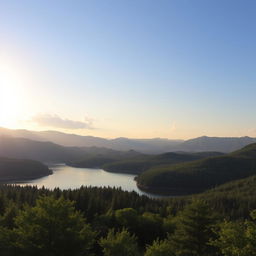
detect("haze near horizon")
(1, 0), (256, 139)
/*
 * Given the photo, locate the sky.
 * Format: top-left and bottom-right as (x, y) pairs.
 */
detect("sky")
(0, 0), (256, 139)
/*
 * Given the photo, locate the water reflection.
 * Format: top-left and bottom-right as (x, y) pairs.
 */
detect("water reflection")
(14, 164), (167, 198)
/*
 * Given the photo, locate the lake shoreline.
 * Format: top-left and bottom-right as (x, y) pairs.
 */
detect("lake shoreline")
(135, 179), (204, 196)
(8, 164), (177, 198)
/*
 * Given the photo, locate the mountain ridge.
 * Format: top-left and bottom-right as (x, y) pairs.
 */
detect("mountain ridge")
(0, 136), (142, 163)
(0, 127), (255, 153)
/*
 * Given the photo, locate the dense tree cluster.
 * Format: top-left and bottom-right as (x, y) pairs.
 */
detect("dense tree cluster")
(0, 185), (255, 255)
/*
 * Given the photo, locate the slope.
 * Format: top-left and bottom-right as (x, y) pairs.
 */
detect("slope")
(137, 143), (256, 195)
(102, 151), (223, 174)
(0, 157), (52, 181)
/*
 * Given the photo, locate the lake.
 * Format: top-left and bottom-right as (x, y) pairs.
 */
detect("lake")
(15, 164), (166, 198)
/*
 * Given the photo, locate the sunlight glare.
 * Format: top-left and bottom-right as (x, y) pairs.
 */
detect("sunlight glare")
(0, 64), (24, 128)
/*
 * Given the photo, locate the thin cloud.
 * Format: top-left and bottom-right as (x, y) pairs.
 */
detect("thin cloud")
(31, 114), (94, 130)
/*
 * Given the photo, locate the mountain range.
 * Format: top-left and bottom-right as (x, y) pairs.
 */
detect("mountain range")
(0, 136), (141, 163)
(0, 127), (255, 153)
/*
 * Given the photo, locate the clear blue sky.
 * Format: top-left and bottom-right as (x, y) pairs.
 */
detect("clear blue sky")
(0, 0), (256, 139)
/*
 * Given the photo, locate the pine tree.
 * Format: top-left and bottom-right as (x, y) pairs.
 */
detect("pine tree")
(14, 196), (95, 256)
(145, 239), (174, 256)
(99, 228), (140, 256)
(169, 200), (217, 256)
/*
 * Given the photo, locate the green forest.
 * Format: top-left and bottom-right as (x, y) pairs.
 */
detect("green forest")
(1, 143), (256, 255)
(1, 180), (256, 256)
(137, 143), (256, 194)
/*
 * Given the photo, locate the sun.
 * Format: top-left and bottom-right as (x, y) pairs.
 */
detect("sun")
(0, 66), (23, 128)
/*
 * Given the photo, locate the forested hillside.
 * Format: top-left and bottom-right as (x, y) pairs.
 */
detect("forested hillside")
(0, 158), (52, 181)
(102, 151), (223, 174)
(67, 149), (142, 168)
(137, 143), (256, 195)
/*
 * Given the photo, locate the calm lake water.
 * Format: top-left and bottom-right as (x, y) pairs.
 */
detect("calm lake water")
(15, 164), (165, 198)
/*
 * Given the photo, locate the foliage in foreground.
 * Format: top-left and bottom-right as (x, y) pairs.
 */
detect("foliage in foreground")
(0, 196), (95, 256)
(0, 185), (256, 255)
(99, 228), (140, 256)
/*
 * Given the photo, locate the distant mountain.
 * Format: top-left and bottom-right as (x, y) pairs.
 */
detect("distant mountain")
(0, 127), (108, 147)
(0, 136), (142, 163)
(173, 136), (256, 153)
(0, 157), (52, 181)
(0, 136), (85, 162)
(0, 127), (255, 153)
(108, 137), (183, 153)
(0, 127), (183, 153)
